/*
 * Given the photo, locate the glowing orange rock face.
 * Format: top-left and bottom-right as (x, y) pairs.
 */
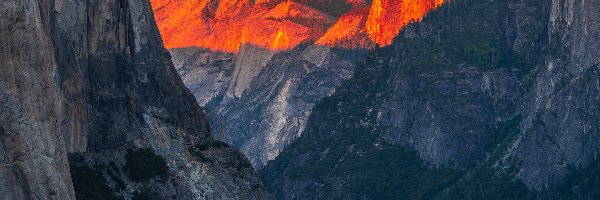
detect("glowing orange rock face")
(316, 7), (376, 49)
(366, 0), (445, 46)
(151, 0), (332, 52)
(151, 0), (445, 52)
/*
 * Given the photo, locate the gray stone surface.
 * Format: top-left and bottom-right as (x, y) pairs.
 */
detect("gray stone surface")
(381, 67), (522, 169)
(262, 0), (600, 198)
(511, 0), (600, 190)
(0, 0), (270, 199)
(172, 44), (358, 167)
(0, 0), (75, 199)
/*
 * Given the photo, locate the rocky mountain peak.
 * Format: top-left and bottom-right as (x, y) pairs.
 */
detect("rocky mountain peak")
(151, 0), (446, 52)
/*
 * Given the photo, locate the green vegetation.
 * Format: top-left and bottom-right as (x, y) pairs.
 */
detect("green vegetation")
(191, 140), (231, 152)
(107, 162), (126, 191)
(396, 0), (545, 89)
(124, 148), (169, 182)
(132, 190), (151, 200)
(437, 116), (534, 200)
(188, 140), (232, 163)
(487, 116), (523, 160)
(299, 145), (462, 199)
(260, 0), (595, 199)
(262, 35), (463, 199)
(70, 164), (120, 200)
(261, 0), (554, 199)
(438, 167), (533, 200)
(544, 160), (600, 199)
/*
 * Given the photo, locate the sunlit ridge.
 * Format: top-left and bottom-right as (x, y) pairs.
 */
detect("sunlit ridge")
(151, 0), (446, 53)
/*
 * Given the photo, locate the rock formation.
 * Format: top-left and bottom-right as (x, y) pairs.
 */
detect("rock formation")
(0, 0), (269, 199)
(155, 0), (444, 168)
(0, 0), (74, 199)
(171, 45), (359, 167)
(512, 0), (600, 190)
(262, 0), (600, 199)
(151, 0), (445, 52)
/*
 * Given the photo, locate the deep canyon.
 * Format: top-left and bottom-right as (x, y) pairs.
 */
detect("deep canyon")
(151, 0), (447, 168)
(156, 0), (600, 199)
(0, 0), (599, 199)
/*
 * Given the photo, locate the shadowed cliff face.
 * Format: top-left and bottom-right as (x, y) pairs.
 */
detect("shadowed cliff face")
(0, 0), (269, 199)
(153, 0), (447, 168)
(262, 0), (600, 199)
(512, 0), (600, 190)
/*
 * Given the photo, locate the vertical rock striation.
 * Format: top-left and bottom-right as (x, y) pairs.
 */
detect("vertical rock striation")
(158, 0), (445, 168)
(262, 0), (600, 198)
(172, 44), (359, 167)
(512, 0), (600, 190)
(0, 0), (75, 199)
(1, 0), (269, 199)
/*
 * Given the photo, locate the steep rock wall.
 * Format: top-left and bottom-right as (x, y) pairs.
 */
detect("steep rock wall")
(263, 0), (600, 197)
(52, 0), (270, 199)
(512, 0), (600, 190)
(261, 0), (599, 199)
(0, 0), (75, 199)
(0, 0), (270, 199)
(172, 45), (358, 167)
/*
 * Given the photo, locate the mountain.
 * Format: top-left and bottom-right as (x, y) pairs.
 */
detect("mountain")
(151, 0), (444, 52)
(0, 0), (268, 199)
(152, 0), (446, 168)
(261, 0), (600, 199)
(171, 44), (361, 167)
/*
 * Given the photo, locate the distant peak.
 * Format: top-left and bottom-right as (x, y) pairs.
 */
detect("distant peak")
(151, 0), (445, 52)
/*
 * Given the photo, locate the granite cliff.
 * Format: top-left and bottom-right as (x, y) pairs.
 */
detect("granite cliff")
(262, 0), (600, 199)
(0, 0), (269, 199)
(151, 0), (445, 52)
(157, 0), (444, 168)
(171, 45), (360, 167)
